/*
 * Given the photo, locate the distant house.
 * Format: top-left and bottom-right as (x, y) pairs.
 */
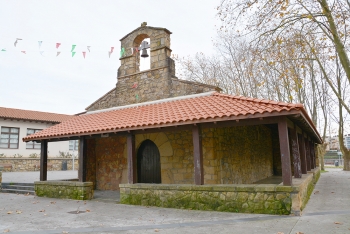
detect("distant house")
(0, 107), (74, 157)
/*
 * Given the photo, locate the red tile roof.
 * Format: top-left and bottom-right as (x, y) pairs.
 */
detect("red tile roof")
(0, 107), (73, 123)
(23, 92), (318, 141)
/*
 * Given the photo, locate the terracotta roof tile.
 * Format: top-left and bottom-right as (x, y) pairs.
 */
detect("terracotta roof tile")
(0, 107), (73, 123)
(23, 92), (309, 141)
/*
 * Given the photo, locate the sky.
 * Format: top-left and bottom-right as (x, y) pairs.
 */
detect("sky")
(0, 0), (221, 115)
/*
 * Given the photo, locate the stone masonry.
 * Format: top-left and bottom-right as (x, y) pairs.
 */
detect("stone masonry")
(85, 24), (220, 112)
(85, 125), (274, 190)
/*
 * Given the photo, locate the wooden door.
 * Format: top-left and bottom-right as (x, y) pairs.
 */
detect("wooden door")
(137, 140), (161, 183)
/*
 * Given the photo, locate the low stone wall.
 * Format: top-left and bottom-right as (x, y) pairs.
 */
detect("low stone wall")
(0, 158), (79, 172)
(35, 181), (94, 200)
(120, 168), (320, 215)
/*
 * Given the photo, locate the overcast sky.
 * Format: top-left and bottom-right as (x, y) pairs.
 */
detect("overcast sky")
(0, 1), (221, 115)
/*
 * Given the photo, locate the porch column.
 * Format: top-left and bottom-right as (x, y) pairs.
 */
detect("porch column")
(192, 124), (204, 185)
(310, 141), (316, 169)
(297, 134), (308, 174)
(127, 133), (137, 184)
(278, 118), (292, 186)
(290, 128), (302, 178)
(305, 138), (311, 171)
(40, 140), (48, 181)
(78, 137), (87, 182)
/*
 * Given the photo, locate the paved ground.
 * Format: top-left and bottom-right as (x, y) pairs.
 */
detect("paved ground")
(1, 170), (78, 183)
(0, 168), (349, 234)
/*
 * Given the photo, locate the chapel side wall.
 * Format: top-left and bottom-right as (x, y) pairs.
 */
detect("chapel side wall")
(208, 125), (274, 184)
(94, 136), (128, 190)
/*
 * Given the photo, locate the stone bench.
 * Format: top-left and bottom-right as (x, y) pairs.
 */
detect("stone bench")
(34, 164), (53, 171)
(0, 163), (13, 172)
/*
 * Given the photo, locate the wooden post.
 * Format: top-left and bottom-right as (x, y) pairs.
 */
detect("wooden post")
(298, 134), (308, 174)
(40, 140), (48, 181)
(310, 141), (316, 169)
(193, 124), (204, 185)
(305, 138), (311, 171)
(278, 119), (292, 186)
(290, 128), (302, 178)
(127, 133), (137, 184)
(78, 137), (87, 182)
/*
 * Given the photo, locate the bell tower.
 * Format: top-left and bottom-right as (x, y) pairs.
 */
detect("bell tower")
(85, 23), (220, 112)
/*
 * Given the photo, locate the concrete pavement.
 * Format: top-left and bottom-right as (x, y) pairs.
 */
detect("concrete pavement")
(0, 168), (349, 233)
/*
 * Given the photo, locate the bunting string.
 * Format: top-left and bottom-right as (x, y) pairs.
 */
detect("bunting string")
(0, 37), (141, 59)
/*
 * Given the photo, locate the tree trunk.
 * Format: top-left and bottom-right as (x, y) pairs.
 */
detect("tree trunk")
(317, 144), (327, 171)
(343, 152), (350, 171)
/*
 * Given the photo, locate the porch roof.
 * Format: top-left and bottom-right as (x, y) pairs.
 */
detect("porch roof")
(22, 92), (321, 142)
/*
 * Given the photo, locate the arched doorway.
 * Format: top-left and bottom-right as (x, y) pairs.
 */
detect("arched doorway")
(137, 139), (161, 183)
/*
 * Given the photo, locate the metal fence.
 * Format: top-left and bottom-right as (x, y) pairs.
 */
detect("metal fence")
(324, 159), (343, 166)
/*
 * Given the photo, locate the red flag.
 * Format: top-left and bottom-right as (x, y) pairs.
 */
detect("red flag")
(56, 43), (61, 49)
(82, 51), (86, 58)
(21, 51), (26, 54)
(110, 47), (114, 53)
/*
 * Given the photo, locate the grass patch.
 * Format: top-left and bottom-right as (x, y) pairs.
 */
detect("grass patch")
(320, 170), (328, 173)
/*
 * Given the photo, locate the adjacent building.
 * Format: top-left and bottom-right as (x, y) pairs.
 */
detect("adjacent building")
(0, 107), (74, 157)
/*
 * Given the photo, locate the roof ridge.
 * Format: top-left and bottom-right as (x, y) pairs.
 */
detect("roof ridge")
(212, 93), (304, 108)
(85, 91), (217, 115)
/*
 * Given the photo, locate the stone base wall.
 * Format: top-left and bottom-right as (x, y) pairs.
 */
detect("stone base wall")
(0, 158), (79, 172)
(35, 181), (93, 200)
(120, 168), (320, 215)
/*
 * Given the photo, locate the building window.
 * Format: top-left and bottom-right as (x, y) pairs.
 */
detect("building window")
(26, 129), (42, 149)
(0, 127), (20, 149)
(69, 140), (79, 151)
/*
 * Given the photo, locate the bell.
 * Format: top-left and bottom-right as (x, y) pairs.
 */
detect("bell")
(141, 48), (149, 58)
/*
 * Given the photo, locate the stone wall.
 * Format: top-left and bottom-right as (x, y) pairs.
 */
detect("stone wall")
(120, 167), (320, 215)
(94, 136), (128, 190)
(120, 184), (292, 215)
(35, 181), (93, 200)
(203, 125), (274, 184)
(0, 158), (79, 172)
(85, 125), (275, 190)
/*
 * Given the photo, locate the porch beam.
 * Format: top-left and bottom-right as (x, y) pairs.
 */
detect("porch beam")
(298, 133), (308, 174)
(78, 137), (87, 182)
(278, 118), (292, 186)
(193, 124), (204, 185)
(40, 140), (48, 181)
(290, 128), (302, 178)
(127, 133), (137, 184)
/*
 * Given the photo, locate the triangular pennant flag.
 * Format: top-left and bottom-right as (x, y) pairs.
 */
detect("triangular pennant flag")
(21, 51), (26, 54)
(56, 52), (61, 57)
(71, 45), (76, 52)
(87, 46), (91, 52)
(82, 51), (86, 58)
(56, 43), (61, 49)
(120, 47), (125, 57)
(108, 51), (112, 58)
(40, 51), (44, 56)
(110, 47), (114, 53)
(1, 49), (6, 52)
(38, 41), (43, 48)
(72, 52), (76, 57)
(134, 47), (139, 53)
(14, 38), (22, 47)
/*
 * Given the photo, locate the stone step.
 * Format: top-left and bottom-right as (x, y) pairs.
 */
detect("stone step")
(1, 188), (35, 195)
(1, 183), (35, 195)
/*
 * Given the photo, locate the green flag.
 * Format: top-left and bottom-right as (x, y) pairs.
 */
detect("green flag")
(71, 45), (76, 52)
(72, 52), (76, 57)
